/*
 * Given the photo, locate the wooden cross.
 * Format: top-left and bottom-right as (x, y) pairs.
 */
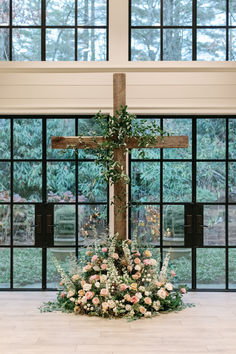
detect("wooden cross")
(52, 73), (188, 240)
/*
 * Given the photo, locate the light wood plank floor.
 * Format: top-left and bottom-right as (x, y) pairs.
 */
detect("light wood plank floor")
(0, 292), (236, 354)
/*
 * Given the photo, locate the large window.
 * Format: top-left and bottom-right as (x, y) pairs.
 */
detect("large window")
(0, 0), (108, 61)
(130, 0), (236, 61)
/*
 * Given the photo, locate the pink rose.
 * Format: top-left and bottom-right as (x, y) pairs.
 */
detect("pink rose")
(144, 259), (151, 266)
(131, 296), (139, 304)
(92, 297), (100, 306)
(91, 255), (98, 262)
(134, 251), (140, 257)
(61, 293), (66, 298)
(102, 247), (108, 252)
(171, 270), (176, 277)
(113, 253), (119, 260)
(85, 291), (94, 300)
(100, 288), (109, 297)
(180, 288), (186, 294)
(120, 283), (127, 291)
(144, 297), (152, 305)
(134, 258), (141, 264)
(89, 274), (99, 283)
(101, 263), (108, 270)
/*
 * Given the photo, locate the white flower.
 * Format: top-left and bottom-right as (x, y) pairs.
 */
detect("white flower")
(125, 304), (132, 311)
(144, 291), (150, 296)
(139, 286), (145, 292)
(153, 300), (161, 311)
(144, 311), (152, 318)
(150, 258), (157, 266)
(135, 265), (141, 271)
(82, 296), (87, 304)
(165, 282), (174, 291)
(135, 292), (142, 299)
(108, 300), (116, 309)
(100, 275), (107, 283)
(83, 283), (92, 291)
(91, 307), (94, 311)
(70, 297), (75, 302)
(67, 290), (75, 298)
(95, 282), (100, 288)
(93, 266), (100, 271)
(157, 288), (167, 300)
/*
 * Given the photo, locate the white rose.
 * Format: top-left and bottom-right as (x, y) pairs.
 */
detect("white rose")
(150, 259), (157, 266)
(67, 290), (75, 298)
(93, 266), (100, 271)
(165, 282), (174, 291)
(139, 286), (145, 292)
(95, 282), (100, 288)
(125, 304), (132, 311)
(70, 297), (75, 302)
(144, 311), (152, 318)
(157, 288), (167, 300)
(153, 300), (160, 311)
(145, 291), (150, 296)
(135, 292), (142, 299)
(82, 296), (87, 304)
(100, 275), (107, 283)
(83, 283), (92, 291)
(108, 300), (116, 309)
(135, 265), (141, 271)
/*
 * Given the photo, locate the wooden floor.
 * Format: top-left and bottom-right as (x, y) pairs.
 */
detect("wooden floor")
(0, 292), (236, 354)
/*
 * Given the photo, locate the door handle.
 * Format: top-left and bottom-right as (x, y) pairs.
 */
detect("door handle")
(200, 225), (208, 227)
(47, 215), (54, 233)
(184, 215), (192, 234)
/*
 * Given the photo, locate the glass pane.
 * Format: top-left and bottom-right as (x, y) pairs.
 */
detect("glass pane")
(47, 248), (75, 288)
(203, 205), (225, 246)
(229, 206), (236, 246)
(229, 162), (236, 202)
(131, 205), (160, 245)
(46, 0), (75, 25)
(0, 248), (10, 288)
(13, 248), (42, 288)
(14, 162), (42, 202)
(165, 248), (192, 287)
(132, 118), (160, 160)
(0, 162), (10, 202)
(13, 205), (35, 245)
(47, 118), (75, 159)
(0, 0), (9, 25)
(131, 0), (160, 26)
(78, 0), (107, 26)
(0, 119), (10, 159)
(78, 162), (107, 202)
(197, 29), (226, 61)
(229, 118), (236, 159)
(131, 162), (160, 202)
(54, 205), (75, 246)
(12, 29), (41, 61)
(197, 0), (226, 25)
(229, 29), (236, 61)
(131, 29), (160, 61)
(163, 29), (192, 61)
(78, 205), (107, 245)
(197, 118), (226, 159)
(163, 0), (192, 25)
(12, 0), (41, 25)
(197, 248), (225, 289)
(163, 119), (192, 159)
(0, 28), (9, 60)
(0, 205), (10, 245)
(197, 162), (225, 202)
(229, 0), (236, 25)
(163, 162), (192, 202)
(14, 118), (42, 159)
(77, 117), (104, 159)
(163, 205), (184, 246)
(78, 28), (106, 61)
(46, 29), (75, 61)
(47, 162), (75, 202)
(229, 249), (236, 289)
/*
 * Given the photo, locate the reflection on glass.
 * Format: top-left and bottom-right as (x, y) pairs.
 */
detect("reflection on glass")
(163, 29), (192, 61)
(12, 0), (41, 25)
(197, 118), (226, 159)
(197, 162), (225, 202)
(165, 248), (192, 287)
(12, 29), (41, 61)
(229, 119), (236, 159)
(229, 30), (236, 61)
(0, 248), (10, 288)
(0, 119), (10, 158)
(78, 28), (106, 61)
(78, 205), (107, 245)
(47, 162), (75, 202)
(163, 119), (192, 159)
(0, 0), (9, 25)
(131, 162), (160, 202)
(78, 162), (107, 202)
(229, 249), (236, 289)
(0, 205), (10, 245)
(47, 118), (75, 159)
(0, 28), (9, 60)
(46, 29), (75, 61)
(13, 248), (42, 288)
(197, 248), (225, 289)
(197, 0), (226, 25)
(229, 163), (236, 202)
(54, 205), (75, 246)
(14, 162), (42, 202)
(229, 206), (236, 246)
(197, 29), (226, 61)
(78, 0), (107, 26)
(13, 205), (35, 245)
(47, 248), (75, 288)
(163, 162), (192, 202)
(131, 29), (160, 61)
(131, 205), (160, 245)
(163, 205), (184, 246)
(14, 119), (42, 159)
(229, 0), (236, 26)
(131, 0), (160, 26)
(0, 162), (10, 202)
(203, 205), (225, 246)
(163, 0), (192, 25)
(46, 0), (75, 25)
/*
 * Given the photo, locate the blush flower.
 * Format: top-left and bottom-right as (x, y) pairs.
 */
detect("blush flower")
(84, 264), (92, 272)
(157, 288), (167, 299)
(85, 291), (94, 300)
(144, 297), (152, 305)
(165, 283), (174, 291)
(101, 263), (108, 270)
(100, 288), (109, 297)
(134, 258), (141, 264)
(113, 253), (119, 260)
(144, 259), (151, 266)
(139, 306), (146, 314)
(181, 287), (187, 294)
(92, 297), (100, 306)
(120, 283), (127, 291)
(131, 296), (139, 304)
(83, 283), (92, 291)
(171, 270), (176, 277)
(102, 247), (108, 252)
(91, 255), (98, 262)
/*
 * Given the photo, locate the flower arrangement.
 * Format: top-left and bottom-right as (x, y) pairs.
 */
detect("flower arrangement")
(44, 233), (187, 320)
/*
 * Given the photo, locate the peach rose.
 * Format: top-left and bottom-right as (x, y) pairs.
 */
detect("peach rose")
(124, 294), (132, 302)
(92, 297), (100, 306)
(85, 291), (94, 300)
(144, 250), (152, 257)
(72, 274), (79, 282)
(83, 283), (92, 291)
(102, 247), (108, 252)
(144, 297), (152, 305)
(130, 283), (138, 291)
(81, 280), (86, 286)
(113, 253), (119, 260)
(165, 283), (174, 291)
(134, 258), (141, 264)
(132, 272), (141, 280)
(157, 288), (167, 299)
(84, 264), (92, 272)
(181, 287), (186, 294)
(120, 283), (127, 291)
(127, 265), (133, 272)
(101, 263), (108, 270)
(91, 255), (98, 262)
(155, 281), (162, 288)
(139, 306), (146, 314)
(131, 296), (139, 304)
(100, 288), (109, 297)
(78, 289), (85, 296)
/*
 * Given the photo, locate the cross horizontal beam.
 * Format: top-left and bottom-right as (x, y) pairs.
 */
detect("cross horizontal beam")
(51, 136), (189, 149)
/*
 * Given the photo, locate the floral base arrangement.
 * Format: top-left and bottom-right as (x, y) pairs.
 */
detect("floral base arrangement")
(42, 234), (188, 320)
